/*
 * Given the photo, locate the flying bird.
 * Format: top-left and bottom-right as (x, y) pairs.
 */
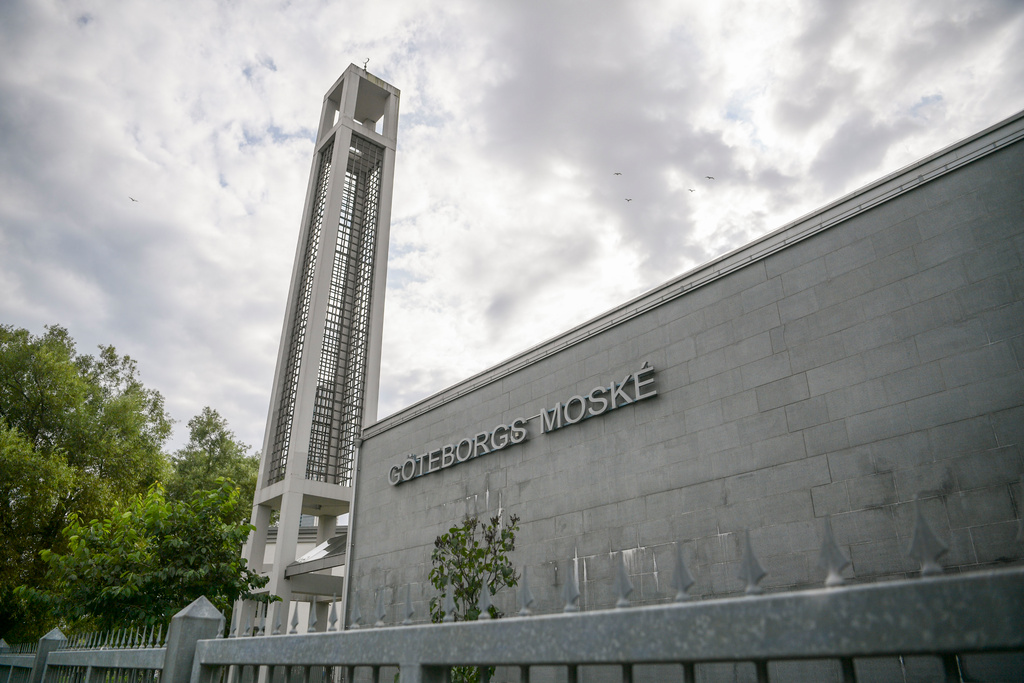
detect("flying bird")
(705, 176), (715, 180)
(613, 172), (622, 175)
(688, 189), (695, 192)
(129, 197), (139, 202)
(625, 198), (633, 202)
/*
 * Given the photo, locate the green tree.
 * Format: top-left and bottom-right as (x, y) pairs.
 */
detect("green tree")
(22, 480), (270, 631)
(0, 420), (75, 639)
(428, 513), (520, 621)
(427, 514), (519, 683)
(165, 407), (259, 513)
(0, 325), (172, 640)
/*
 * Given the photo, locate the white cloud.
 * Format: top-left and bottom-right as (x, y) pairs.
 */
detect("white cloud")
(1, 0), (1022, 451)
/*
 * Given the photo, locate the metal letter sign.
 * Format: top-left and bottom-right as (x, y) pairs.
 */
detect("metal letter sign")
(388, 363), (657, 485)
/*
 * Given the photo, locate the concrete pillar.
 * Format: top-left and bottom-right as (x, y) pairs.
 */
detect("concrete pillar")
(266, 490), (303, 605)
(162, 597), (225, 683)
(28, 627), (65, 683)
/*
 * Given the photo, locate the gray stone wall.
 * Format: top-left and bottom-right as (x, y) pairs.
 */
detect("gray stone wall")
(347, 132), (1024, 628)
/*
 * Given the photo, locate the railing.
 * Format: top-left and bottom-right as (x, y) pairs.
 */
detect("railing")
(1, 598), (223, 683)
(42, 625), (170, 683)
(193, 567), (1024, 683)
(0, 645), (36, 683)
(9, 506), (1024, 683)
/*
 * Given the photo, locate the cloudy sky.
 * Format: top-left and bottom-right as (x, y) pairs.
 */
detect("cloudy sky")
(2, 0), (1023, 454)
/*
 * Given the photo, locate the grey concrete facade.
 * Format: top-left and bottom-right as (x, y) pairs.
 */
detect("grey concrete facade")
(347, 111), (1024, 628)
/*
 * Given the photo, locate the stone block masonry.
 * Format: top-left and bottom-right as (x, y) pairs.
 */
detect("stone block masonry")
(347, 111), (1024, 627)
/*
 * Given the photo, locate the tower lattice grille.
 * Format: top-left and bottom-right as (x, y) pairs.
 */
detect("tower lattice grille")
(266, 141), (334, 485)
(306, 134), (384, 485)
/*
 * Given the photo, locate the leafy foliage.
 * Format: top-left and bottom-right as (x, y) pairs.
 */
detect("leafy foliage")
(0, 325), (171, 491)
(0, 325), (171, 640)
(0, 420), (75, 639)
(165, 407), (258, 513)
(428, 514), (520, 622)
(427, 514), (519, 683)
(22, 480), (270, 631)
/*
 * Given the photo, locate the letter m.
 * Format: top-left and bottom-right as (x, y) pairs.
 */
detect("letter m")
(540, 403), (563, 433)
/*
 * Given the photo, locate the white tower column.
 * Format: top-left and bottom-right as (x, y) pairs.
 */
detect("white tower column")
(240, 65), (400, 619)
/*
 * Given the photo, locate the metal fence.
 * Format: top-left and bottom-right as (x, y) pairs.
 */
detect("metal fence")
(8, 508), (1024, 683)
(194, 566), (1024, 683)
(0, 647), (35, 683)
(1, 597), (223, 683)
(41, 625), (169, 683)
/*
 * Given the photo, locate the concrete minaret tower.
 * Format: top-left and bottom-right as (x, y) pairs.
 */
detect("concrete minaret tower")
(240, 64), (399, 626)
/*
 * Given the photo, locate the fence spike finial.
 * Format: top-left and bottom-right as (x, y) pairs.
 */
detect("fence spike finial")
(308, 598), (318, 633)
(1016, 475), (1023, 543)
(257, 605), (266, 636)
(477, 585), (493, 620)
(402, 585), (415, 625)
(350, 595), (363, 629)
(908, 496), (947, 576)
(442, 585), (456, 623)
(272, 603), (283, 635)
(615, 551), (634, 608)
(563, 562), (581, 612)
(374, 588), (387, 627)
(819, 515), (851, 587)
(738, 530), (767, 595)
(671, 542), (695, 601)
(287, 601), (299, 634)
(518, 568), (535, 616)
(328, 594), (339, 632)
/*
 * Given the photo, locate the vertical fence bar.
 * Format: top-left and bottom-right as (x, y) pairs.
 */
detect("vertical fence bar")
(839, 657), (856, 683)
(681, 662), (695, 683)
(941, 654), (960, 683)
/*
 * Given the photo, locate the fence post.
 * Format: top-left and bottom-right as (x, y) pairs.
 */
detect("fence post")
(162, 597), (225, 683)
(29, 628), (65, 683)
